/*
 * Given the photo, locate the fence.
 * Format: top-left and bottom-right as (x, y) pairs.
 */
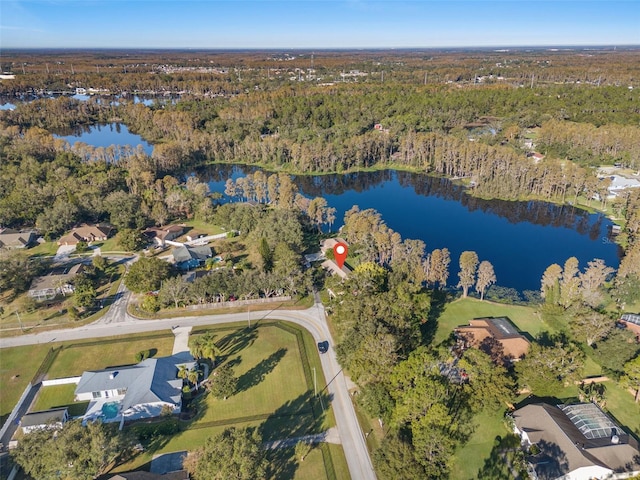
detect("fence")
(42, 376), (82, 387)
(184, 296), (291, 311)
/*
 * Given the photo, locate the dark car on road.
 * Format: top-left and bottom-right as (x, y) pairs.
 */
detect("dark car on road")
(317, 340), (329, 354)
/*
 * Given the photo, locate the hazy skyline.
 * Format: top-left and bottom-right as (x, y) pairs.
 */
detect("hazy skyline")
(1, 1), (639, 49)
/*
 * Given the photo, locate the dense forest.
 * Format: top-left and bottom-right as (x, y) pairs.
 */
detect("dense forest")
(2, 49), (640, 480)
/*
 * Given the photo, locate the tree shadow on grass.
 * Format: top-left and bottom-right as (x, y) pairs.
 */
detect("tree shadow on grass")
(216, 327), (258, 361)
(259, 391), (330, 443)
(236, 348), (287, 394)
(423, 289), (449, 346)
(265, 445), (298, 480)
(477, 434), (525, 480)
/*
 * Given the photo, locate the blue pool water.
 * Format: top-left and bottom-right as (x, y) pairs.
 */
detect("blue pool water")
(101, 402), (119, 419)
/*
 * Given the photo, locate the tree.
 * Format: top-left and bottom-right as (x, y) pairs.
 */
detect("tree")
(183, 427), (266, 480)
(159, 276), (189, 308)
(559, 257), (581, 308)
(295, 440), (313, 462)
(591, 328), (640, 373)
(92, 254), (109, 271)
(568, 307), (612, 346)
(124, 257), (174, 293)
(459, 347), (514, 410)
(105, 190), (145, 230)
(475, 260), (497, 301)
(0, 251), (48, 295)
(190, 332), (220, 364)
(458, 251), (478, 297)
(11, 420), (131, 480)
(209, 364), (236, 400)
(427, 248), (450, 289)
(73, 273), (97, 308)
(257, 236), (273, 272)
(374, 433), (433, 480)
(579, 258), (614, 308)
(621, 356), (640, 403)
(516, 339), (584, 396)
(118, 228), (146, 252)
(541, 263), (562, 304)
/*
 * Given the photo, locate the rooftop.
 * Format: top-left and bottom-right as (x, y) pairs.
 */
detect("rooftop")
(621, 313), (640, 327)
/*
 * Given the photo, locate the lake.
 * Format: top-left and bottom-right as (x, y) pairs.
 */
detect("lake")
(36, 115), (622, 293)
(53, 123), (154, 156)
(201, 165), (621, 293)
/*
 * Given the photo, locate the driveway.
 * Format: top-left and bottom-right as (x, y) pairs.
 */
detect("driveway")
(54, 244), (75, 260)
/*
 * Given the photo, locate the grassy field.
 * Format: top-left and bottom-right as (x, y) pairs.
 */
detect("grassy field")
(603, 380), (640, 438)
(109, 322), (347, 480)
(46, 333), (175, 378)
(31, 384), (89, 417)
(433, 297), (551, 345)
(451, 408), (511, 480)
(0, 344), (54, 424)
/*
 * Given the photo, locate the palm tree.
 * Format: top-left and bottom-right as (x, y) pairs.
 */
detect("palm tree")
(188, 366), (202, 390)
(177, 364), (189, 381)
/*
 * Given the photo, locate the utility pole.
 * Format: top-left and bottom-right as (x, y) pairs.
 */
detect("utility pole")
(15, 310), (24, 332)
(70, 64), (74, 75)
(21, 63), (26, 75)
(247, 305), (250, 328)
(313, 367), (317, 396)
(45, 63), (49, 74)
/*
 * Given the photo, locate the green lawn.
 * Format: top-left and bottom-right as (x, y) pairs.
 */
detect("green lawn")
(31, 384), (88, 417)
(0, 344), (53, 424)
(434, 297), (551, 345)
(451, 408), (511, 480)
(46, 333), (175, 378)
(603, 381), (640, 438)
(27, 240), (58, 257)
(181, 219), (226, 236)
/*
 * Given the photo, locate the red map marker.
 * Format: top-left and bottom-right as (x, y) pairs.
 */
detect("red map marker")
(333, 242), (348, 269)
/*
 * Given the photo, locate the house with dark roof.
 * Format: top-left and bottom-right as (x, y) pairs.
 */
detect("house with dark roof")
(171, 245), (212, 270)
(455, 317), (530, 362)
(58, 223), (114, 246)
(75, 353), (194, 429)
(28, 263), (85, 301)
(0, 230), (36, 249)
(620, 313), (640, 339)
(20, 407), (69, 434)
(143, 225), (184, 247)
(512, 402), (640, 480)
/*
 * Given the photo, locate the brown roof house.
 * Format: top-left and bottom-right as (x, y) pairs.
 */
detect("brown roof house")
(455, 317), (530, 363)
(143, 225), (184, 247)
(28, 263), (84, 301)
(512, 402), (640, 480)
(0, 229), (36, 249)
(58, 223), (114, 246)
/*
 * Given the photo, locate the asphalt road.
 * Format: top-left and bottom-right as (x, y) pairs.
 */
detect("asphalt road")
(0, 296), (377, 480)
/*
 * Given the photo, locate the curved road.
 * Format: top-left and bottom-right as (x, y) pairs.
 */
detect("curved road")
(0, 296), (377, 480)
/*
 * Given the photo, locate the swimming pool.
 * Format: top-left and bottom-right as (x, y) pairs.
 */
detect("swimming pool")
(101, 402), (119, 419)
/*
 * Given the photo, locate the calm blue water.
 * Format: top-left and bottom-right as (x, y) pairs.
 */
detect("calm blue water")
(54, 123), (154, 156)
(203, 166), (620, 292)
(101, 401), (119, 419)
(0, 102), (15, 110)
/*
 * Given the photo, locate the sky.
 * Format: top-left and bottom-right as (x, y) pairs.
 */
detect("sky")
(1, 0), (639, 49)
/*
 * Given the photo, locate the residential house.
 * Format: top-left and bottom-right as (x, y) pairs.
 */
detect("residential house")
(75, 354), (194, 428)
(319, 238), (352, 279)
(21, 407), (69, 434)
(58, 223), (114, 246)
(512, 402), (640, 480)
(619, 313), (640, 339)
(28, 263), (84, 301)
(0, 229), (36, 249)
(455, 317), (530, 362)
(143, 225), (184, 248)
(171, 245), (212, 270)
(108, 473), (188, 480)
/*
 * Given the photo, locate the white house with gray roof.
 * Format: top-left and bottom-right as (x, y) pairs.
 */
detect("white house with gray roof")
(75, 353), (194, 429)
